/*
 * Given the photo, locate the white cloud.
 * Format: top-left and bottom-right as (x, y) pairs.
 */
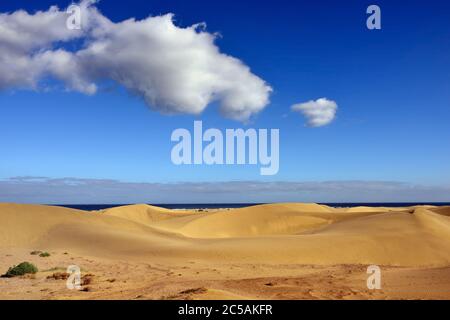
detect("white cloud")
(0, 1), (272, 121)
(291, 98), (338, 127)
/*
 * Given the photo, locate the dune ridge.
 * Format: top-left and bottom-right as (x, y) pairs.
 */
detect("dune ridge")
(1, 203), (450, 267)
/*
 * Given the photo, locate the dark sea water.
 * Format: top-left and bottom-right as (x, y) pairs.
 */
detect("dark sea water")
(53, 202), (450, 211)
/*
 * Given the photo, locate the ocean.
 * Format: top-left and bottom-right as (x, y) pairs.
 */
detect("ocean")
(52, 202), (450, 211)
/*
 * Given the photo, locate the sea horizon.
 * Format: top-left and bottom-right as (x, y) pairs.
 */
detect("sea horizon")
(51, 202), (450, 211)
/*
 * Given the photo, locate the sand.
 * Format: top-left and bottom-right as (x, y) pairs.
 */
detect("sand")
(0, 202), (449, 300)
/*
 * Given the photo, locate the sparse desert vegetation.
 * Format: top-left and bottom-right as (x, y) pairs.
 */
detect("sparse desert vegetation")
(2, 262), (38, 278)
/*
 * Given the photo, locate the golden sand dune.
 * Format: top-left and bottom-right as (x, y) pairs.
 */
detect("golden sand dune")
(342, 206), (407, 213)
(102, 204), (195, 224)
(428, 206), (450, 216)
(414, 207), (450, 240)
(1, 203), (450, 267)
(150, 203), (388, 238)
(1, 202), (450, 300)
(0, 203), (188, 259)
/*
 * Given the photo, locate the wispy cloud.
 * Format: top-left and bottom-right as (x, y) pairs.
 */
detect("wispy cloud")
(291, 98), (338, 127)
(1, 176), (448, 204)
(0, 1), (271, 121)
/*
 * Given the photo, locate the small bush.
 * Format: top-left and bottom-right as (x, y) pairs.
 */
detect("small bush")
(39, 252), (50, 257)
(2, 262), (38, 277)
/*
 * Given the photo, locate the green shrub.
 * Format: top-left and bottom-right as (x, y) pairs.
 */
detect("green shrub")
(39, 252), (51, 257)
(2, 262), (38, 277)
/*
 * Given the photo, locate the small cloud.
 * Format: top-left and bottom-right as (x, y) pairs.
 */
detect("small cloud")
(291, 98), (338, 127)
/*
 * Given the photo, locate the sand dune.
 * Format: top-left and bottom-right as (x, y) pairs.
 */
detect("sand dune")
(1, 202), (450, 300)
(149, 203), (388, 238)
(0, 203), (189, 260)
(414, 207), (450, 240)
(102, 204), (195, 224)
(342, 206), (407, 213)
(1, 202), (450, 266)
(428, 206), (450, 216)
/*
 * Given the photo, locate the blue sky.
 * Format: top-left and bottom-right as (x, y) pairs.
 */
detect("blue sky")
(0, 0), (449, 203)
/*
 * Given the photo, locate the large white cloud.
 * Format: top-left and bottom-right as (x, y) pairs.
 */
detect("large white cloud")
(0, 1), (272, 121)
(291, 98), (338, 127)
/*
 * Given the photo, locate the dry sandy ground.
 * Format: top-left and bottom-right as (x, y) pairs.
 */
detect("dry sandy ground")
(0, 203), (450, 300)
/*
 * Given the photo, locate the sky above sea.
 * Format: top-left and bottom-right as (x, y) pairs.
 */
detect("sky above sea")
(1, 0), (449, 203)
